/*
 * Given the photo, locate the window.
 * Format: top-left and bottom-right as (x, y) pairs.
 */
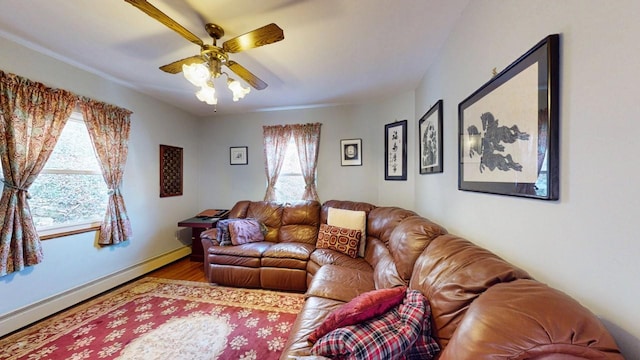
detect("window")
(274, 138), (306, 203)
(28, 112), (108, 237)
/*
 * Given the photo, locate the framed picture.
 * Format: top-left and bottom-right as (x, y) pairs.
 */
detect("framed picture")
(230, 146), (248, 165)
(159, 144), (183, 197)
(384, 120), (407, 180)
(340, 138), (362, 166)
(458, 34), (559, 200)
(419, 100), (444, 174)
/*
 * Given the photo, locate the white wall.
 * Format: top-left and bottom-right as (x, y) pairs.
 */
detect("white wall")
(0, 36), (202, 334)
(197, 92), (415, 209)
(415, 0), (640, 356)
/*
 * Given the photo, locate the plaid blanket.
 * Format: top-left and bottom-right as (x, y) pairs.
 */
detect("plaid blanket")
(311, 289), (439, 360)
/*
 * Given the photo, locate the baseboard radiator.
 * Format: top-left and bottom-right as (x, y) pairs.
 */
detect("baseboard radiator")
(0, 246), (191, 337)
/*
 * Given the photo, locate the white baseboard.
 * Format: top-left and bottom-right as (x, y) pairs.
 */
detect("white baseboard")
(0, 246), (191, 337)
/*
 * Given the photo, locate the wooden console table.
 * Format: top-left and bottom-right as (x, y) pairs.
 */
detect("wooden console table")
(178, 213), (227, 261)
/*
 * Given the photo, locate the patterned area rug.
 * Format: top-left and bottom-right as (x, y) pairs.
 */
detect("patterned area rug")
(0, 277), (305, 360)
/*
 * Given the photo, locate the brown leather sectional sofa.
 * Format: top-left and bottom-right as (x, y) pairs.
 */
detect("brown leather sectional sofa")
(201, 199), (623, 359)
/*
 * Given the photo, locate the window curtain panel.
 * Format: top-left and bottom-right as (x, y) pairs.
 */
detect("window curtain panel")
(292, 123), (321, 201)
(262, 125), (291, 201)
(0, 71), (76, 276)
(79, 98), (133, 246)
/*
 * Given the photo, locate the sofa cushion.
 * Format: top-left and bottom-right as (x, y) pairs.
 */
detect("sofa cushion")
(327, 207), (367, 256)
(310, 290), (439, 359)
(316, 223), (361, 258)
(216, 218), (245, 246)
(306, 264), (375, 303)
(440, 279), (622, 359)
(228, 219), (265, 245)
(308, 286), (407, 343)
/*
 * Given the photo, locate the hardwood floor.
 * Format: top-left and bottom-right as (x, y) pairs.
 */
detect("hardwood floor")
(147, 256), (207, 282)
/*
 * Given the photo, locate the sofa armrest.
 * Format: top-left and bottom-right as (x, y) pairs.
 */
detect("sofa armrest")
(201, 228), (219, 250)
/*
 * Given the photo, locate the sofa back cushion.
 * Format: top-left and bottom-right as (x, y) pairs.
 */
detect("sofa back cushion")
(229, 201), (283, 242)
(440, 279), (623, 359)
(388, 216), (447, 281)
(229, 200), (320, 244)
(280, 200), (321, 244)
(367, 207), (418, 247)
(409, 234), (531, 348)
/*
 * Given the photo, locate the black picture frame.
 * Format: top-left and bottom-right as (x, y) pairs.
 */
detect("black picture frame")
(230, 146), (248, 165)
(458, 34), (559, 200)
(340, 138), (362, 166)
(159, 144), (183, 197)
(384, 120), (407, 181)
(419, 100), (444, 174)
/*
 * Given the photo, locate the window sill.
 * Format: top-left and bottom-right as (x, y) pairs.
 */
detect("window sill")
(39, 223), (101, 240)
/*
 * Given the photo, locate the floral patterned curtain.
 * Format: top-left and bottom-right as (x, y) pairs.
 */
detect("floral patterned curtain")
(79, 98), (133, 245)
(292, 123), (321, 201)
(262, 125), (291, 201)
(0, 71), (76, 276)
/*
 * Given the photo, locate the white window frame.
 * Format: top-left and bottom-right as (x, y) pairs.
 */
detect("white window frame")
(34, 112), (106, 239)
(274, 138), (307, 203)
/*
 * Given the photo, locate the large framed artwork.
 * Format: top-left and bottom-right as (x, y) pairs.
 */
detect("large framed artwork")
(384, 120), (407, 181)
(458, 34), (559, 200)
(419, 100), (443, 174)
(340, 138), (362, 166)
(159, 144), (183, 197)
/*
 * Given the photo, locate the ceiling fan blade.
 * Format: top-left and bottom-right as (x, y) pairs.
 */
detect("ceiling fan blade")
(227, 60), (268, 90)
(159, 55), (204, 74)
(125, 0), (204, 47)
(222, 23), (284, 53)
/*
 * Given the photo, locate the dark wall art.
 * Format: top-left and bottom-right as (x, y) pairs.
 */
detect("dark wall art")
(159, 144), (183, 197)
(385, 120), (407, 180)
(340, 138), (362, 166)
(458, 34), (559, 200)
(419, 100), (443, 174)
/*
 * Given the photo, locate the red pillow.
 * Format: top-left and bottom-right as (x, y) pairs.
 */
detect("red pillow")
(316, 223), (361, 258)
(308, 286), (407, 343)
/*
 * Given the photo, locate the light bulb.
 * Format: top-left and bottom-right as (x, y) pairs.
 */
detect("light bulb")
(227, 78), (251, 102)
(183, 63), (210, 87)
(195, 82), (217, 105)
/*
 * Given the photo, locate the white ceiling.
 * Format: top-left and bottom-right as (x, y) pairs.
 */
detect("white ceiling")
(0, 0), (469, 117)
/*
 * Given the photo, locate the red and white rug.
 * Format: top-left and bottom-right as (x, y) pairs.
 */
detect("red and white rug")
(0, 277), (305, 360)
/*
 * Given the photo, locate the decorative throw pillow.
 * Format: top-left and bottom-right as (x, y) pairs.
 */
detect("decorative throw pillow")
(228, 219), (265, 245)
(308, 286), (407, 343)
(216, 219), (242, 246)
(327, 207), (367, 257)
(316, 223), (361, 258)
(311, 290), (440, 359)
(216, 218), (266, 246)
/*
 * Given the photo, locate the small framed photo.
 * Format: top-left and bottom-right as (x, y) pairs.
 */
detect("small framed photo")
(340, 138), (362, 166)
(384, 120), (407, 181)
(230, 146), (248, 165)
(419, 100), (443, 174)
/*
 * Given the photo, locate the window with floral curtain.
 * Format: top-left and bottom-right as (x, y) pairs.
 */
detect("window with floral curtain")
(0, 70), (76, 276)
(0, 69), (134, 277)
(263, 123), (321, 203)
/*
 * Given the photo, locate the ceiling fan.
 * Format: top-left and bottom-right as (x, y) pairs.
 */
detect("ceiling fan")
(124, 0), (284, 104)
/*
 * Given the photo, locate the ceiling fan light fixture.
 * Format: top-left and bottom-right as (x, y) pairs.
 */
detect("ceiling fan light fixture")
(195, 82), (217, 105)
(183, 62), (210, 87)
(227, 78), (250, 102)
